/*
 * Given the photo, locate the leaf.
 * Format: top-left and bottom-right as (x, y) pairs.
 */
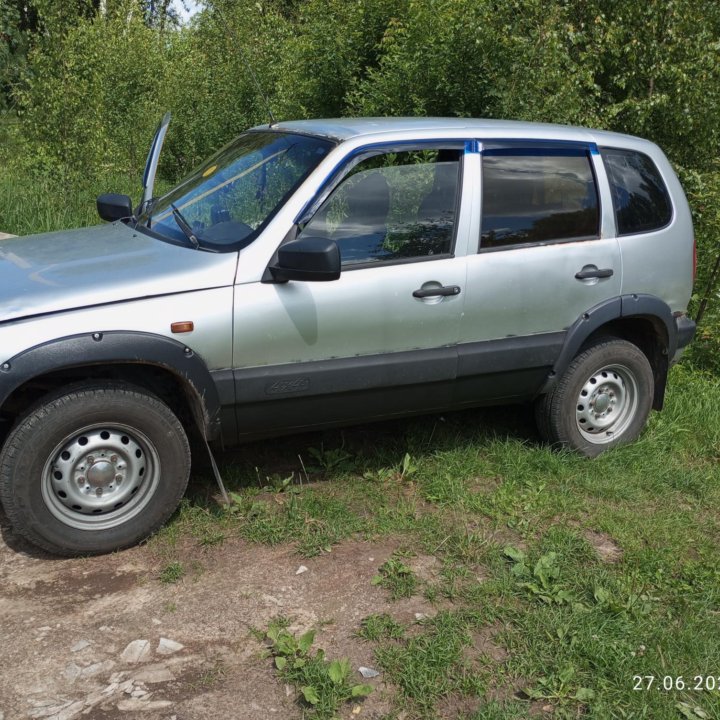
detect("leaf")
(503, 545), (526, 563)
(328, 659), (345, 684)
(371, 575), (383, 585)
(351, 684), (373, 697)
(276, 632), (298, 656)
(401, 452), (416, 477)
(274, 656), (287, 671)
(593, 586), (611, 604)
(293, 658), (306, 669)
(533, 552), (559, 588)
(298, 629), (315, 655)
(558, 663), (576, 686)
(676, 702), (709, 718)
(302, 686), (320, 705)
(574, 687), (595, 702)
(553, 589), (575, 604)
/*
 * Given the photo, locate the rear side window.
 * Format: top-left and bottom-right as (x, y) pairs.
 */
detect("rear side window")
(600, 148), (672, 235)
(480, 147), (599, 250)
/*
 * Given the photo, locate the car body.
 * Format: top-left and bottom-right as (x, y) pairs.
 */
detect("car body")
(0, 117), (696, 555)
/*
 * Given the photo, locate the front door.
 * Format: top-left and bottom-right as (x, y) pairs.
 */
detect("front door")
(231, 144), (472, 436)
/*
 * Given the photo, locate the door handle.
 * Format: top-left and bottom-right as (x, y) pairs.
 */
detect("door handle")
(575, 267), (614, 280)
(412, 285), (462, 299)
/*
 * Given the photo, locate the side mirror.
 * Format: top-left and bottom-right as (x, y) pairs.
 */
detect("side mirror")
(97, 193), (134, 222)
(270, 236), (341, 282)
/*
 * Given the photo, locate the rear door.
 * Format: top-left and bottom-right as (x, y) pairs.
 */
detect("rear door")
(458, 141), (622, 403)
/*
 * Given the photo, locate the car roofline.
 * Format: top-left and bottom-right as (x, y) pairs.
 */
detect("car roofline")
(248, 117), (661, 153)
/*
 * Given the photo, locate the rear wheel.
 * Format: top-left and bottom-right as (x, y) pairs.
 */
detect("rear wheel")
(536, 338), (654, 457)
(0, 383), (190, 555)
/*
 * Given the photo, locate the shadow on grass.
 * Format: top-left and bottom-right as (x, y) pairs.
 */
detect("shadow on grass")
(187, 403), (540, 505)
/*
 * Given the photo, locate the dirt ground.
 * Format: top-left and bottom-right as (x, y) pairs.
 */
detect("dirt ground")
(0, 506), (443, 720)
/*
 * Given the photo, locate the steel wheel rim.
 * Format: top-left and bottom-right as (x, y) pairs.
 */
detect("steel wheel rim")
(575, 363), (639, 444)
(41, 423), (161, 530)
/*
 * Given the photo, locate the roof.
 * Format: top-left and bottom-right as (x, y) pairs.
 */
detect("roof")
(251, 117), (650, 149)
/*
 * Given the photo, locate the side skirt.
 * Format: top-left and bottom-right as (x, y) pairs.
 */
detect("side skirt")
(228, 333), (564, 441)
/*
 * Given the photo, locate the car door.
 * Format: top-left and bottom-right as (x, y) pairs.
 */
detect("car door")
(231, 142), (474, 437)
(458, 140), (622, 404)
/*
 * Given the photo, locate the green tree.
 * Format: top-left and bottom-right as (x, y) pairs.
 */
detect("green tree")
(15, 0), (173, 183)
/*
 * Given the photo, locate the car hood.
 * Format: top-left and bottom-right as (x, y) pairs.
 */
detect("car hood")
(0, 222), (239, 323)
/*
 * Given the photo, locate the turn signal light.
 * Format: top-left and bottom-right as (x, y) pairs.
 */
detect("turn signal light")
(171, 321), (194, 334)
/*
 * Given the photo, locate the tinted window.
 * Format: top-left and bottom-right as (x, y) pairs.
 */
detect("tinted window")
(601, 148), (672, 235)
(303, 150), (461, 266)
(480, 149), (599, 250)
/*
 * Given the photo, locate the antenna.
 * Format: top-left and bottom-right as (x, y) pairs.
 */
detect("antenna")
(215, 7), (277, 127)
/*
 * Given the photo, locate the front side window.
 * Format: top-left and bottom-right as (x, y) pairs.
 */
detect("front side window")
(301, 149), (461, 266)
(600, 147), (672, 235)
(480, 147), (599, 250)
(142, 131), (333, 250)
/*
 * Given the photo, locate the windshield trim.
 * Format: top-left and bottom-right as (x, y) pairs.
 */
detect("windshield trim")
(137, 131), (337, 253)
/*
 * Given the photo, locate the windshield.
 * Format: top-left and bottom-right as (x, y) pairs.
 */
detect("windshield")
(140, 131), (334, 250)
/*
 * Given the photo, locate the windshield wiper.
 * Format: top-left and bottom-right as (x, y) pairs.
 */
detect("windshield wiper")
(170, 203), (200, 249)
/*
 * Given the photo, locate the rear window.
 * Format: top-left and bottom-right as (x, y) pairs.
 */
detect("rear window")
(600, 148), (672, 235)
(480, 147), (599, 250)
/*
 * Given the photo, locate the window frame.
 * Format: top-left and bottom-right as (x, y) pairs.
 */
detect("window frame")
(599, 146), (674, 237)
(478, 140), (602, 254)
(296, 140), (467, 271)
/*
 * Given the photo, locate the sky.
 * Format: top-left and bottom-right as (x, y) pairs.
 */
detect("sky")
(173, 0), (201, 23)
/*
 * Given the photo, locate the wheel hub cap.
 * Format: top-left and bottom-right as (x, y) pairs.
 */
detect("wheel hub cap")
(593, 393), (611, 414)
(87, 460), (115, 489)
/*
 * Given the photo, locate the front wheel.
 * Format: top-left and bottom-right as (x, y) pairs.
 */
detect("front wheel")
(0, 383), (191, 555)
(535, 338), (654, 457)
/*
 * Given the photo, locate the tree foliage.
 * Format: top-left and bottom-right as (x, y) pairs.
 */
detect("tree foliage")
(2, 0), (720, 357)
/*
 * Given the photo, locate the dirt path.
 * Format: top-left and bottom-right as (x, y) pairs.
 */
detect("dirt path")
(0, 511), (441, 720)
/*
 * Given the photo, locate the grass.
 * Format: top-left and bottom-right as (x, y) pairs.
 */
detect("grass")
(263, 621), (372, 719)
(0, 119), (163, 236)
(150, 363), (720, 719)
(159, 560), (185, 584)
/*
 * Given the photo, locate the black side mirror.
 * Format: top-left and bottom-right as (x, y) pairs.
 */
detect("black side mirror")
(97, 193), (134, 222)
(270, 236), (341, 282)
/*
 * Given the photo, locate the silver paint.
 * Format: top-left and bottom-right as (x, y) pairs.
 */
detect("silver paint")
(0, 222), (237, 323)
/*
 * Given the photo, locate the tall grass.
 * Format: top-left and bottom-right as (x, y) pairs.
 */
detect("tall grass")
(0, 116), (142, 236)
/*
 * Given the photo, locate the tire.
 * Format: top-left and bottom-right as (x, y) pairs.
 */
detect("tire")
(535, 338), (654, 458)
(0, 383), (191, 556)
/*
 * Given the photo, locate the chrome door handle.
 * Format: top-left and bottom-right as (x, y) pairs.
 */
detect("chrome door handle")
(412, 285), (461, 298)
(575, 267), (614, 280)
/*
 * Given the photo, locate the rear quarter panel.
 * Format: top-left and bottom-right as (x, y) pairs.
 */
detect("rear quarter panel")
(611, 145), (694, 313)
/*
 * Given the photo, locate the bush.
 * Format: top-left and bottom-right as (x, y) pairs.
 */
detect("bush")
(4, 0), (720, 365)
(15, 1), (172, 185)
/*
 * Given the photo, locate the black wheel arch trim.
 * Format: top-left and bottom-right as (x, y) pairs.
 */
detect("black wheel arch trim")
(540, 294), (678, 405)
(0, 331), (227, 440)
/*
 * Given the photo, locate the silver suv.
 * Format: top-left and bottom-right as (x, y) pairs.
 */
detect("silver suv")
(0, 117), (696, 555)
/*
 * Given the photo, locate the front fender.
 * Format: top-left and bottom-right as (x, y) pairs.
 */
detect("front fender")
(0, 331), (224, 439)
